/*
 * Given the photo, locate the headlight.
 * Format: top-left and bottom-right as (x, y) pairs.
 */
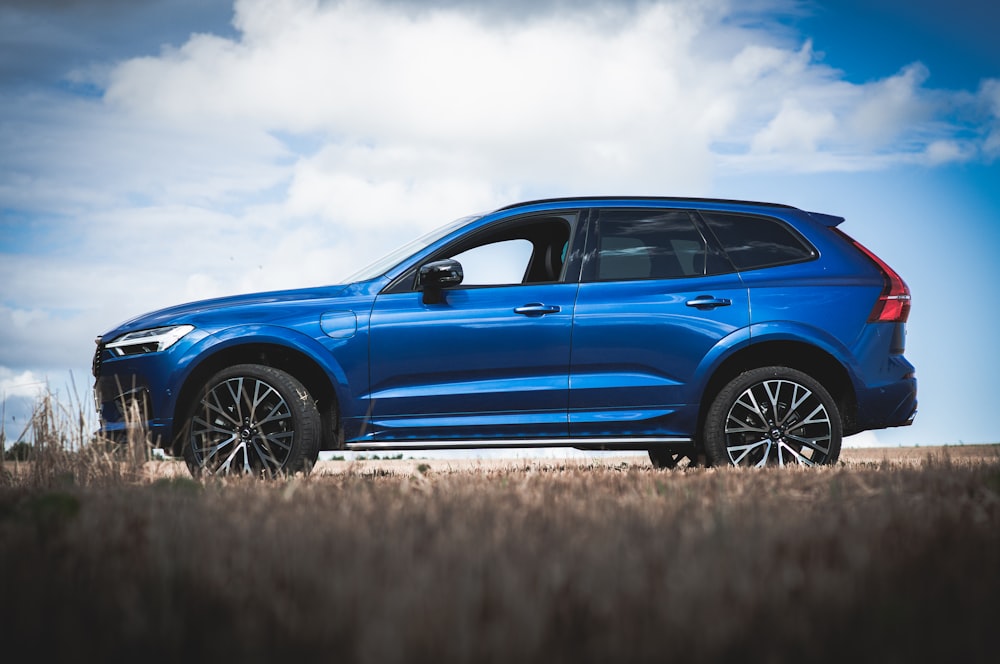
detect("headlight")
(105, 325), (195, 356)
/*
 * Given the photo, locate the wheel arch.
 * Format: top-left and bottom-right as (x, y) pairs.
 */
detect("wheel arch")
(698, 339), (859, 440)
(170, 341), (343, 456)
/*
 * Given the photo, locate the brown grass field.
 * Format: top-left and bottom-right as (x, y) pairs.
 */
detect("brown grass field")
(1, 413), (998, 663)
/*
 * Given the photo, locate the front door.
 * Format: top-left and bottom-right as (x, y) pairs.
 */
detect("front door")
(368, 213), (582, 442)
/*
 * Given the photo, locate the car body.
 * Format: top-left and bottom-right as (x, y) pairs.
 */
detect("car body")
(93, 197), (916, 473)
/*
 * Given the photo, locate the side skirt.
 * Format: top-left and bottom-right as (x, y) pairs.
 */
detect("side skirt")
(346, 436), (692, 451)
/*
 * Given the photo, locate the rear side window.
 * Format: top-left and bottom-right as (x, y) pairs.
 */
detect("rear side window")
(594, 210), (725, 281)
(701, 212), (816, 271)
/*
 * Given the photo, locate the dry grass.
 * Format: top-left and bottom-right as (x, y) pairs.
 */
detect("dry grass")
(2, 394), (998, 663)
(1, 389), (150, 488)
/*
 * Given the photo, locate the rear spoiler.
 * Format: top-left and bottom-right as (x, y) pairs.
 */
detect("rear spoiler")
(807, 211), (845, 227)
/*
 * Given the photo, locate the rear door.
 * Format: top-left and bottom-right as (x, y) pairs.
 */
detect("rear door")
(569, 208), (749, 438)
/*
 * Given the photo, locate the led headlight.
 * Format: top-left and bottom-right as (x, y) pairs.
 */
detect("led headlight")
(105, 324), (195, 356)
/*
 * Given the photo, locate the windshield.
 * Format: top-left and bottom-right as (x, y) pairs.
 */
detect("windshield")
(339, 215), (480, 284)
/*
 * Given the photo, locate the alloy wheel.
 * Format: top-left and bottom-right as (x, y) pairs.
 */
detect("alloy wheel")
(722, 378), (834, 467)
(189, 375), (296, 475)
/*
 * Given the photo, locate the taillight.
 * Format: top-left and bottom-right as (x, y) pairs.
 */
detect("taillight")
(833, 229), (911, 323)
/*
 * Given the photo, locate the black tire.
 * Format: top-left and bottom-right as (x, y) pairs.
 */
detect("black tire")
(648, 449), (703, 469)
(704, 366), (842, 467)
(182, 364), (321, 477)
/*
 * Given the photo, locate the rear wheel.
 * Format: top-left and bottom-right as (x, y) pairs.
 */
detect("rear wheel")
(182, 364), (320, 477)
(704, 366), (841, 467)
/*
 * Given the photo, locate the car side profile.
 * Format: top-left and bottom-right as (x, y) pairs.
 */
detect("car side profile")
(93, 197), (916, 474)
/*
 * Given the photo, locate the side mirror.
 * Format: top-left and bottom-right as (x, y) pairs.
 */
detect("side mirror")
(419, 259), (463, 304)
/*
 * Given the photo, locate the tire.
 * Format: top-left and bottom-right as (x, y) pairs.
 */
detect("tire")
(182, 364), (321, 477)
(648, 449), (703, 469)
(704, 366), (842, 467)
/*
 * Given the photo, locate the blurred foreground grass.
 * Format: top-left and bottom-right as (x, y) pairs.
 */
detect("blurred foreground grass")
(1, 394), (998, 662)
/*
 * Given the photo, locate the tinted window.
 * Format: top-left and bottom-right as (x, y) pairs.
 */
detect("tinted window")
(701, 212), (815, 270)
(594, 210), (721, 281)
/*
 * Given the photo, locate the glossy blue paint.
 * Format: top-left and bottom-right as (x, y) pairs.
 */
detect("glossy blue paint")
(320, 311), (358, 339)
(92, 196), (916, 457)
(368, 283), (577, 440)
(569, 273), (749, 436)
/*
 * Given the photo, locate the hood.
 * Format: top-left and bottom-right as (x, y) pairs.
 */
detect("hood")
(102, 284), (352, 339)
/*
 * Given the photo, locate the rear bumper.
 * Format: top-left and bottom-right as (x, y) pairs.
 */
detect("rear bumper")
(855, 373), (917, 432)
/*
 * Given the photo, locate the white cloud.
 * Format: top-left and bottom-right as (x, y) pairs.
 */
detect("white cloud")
(3, 0), (998, 383)
(92, 0), (991, 215)
(750, 99), (837, 155)
(102, 0), (731, 196)
(981, 78), (1000, 159)
(284, 143), (512, 230)
(847, 63), (932, 147)
(922, 140), (970, 166)
(10, 0), (989, 228)
(0, 367), (47, 401)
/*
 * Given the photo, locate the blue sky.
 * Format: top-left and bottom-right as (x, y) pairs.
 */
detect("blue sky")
(1, 0), (998, 448)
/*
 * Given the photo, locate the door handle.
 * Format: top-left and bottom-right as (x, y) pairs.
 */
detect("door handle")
(686, 295), (732, 310)
(514, 303), (561, 316)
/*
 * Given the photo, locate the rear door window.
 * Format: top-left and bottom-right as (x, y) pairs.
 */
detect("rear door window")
(591, 209), (727, 281)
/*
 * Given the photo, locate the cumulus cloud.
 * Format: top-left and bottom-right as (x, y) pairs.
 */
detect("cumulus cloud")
(103, 0), (724, 197)
(750, 99), (837, 155)
(981, 78), (1000, 159)
(0, 367), (47, 401)
(2, 0), (998, 390)
(848, 64), (932, 146)
(89, 0), (991, 219)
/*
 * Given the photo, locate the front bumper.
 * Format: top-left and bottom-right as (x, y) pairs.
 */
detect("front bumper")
(92, 342), (183, 448)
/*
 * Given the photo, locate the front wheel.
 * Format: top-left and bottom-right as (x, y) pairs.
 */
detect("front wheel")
(648, 449), (704, 469)
(182, 364), (321, 477)
(704, 367), (842, 467)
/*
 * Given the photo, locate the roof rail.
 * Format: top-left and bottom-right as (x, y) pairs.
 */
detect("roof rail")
(495, 196), (798, 212)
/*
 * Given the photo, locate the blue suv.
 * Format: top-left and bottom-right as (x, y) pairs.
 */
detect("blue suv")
(93, 197), (916, 474)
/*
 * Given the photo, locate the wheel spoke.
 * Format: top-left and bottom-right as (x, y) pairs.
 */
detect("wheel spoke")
(216, 441), (245, 473)
(226, 378), (245, 422)
(251, 439), (283, 472)
(728, 438), (771, 466)
(202, 391), (240, 428)
(248, 380), (274, 422)
(257, 401), (292, 428)
(785, 432), (831, 454)
(778, 382), (812, 427)
(241, 443), (252, 474)
(735, 388), (767, 425)
(262, 430), (294, 451)
(197, 432), (239, 459)
(786, 403), (830, 432)
(725, 420), (768, 435)
(777, 440), (817, 466)
(191, 416), (236, 439)
(763, 380), (783, 421)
